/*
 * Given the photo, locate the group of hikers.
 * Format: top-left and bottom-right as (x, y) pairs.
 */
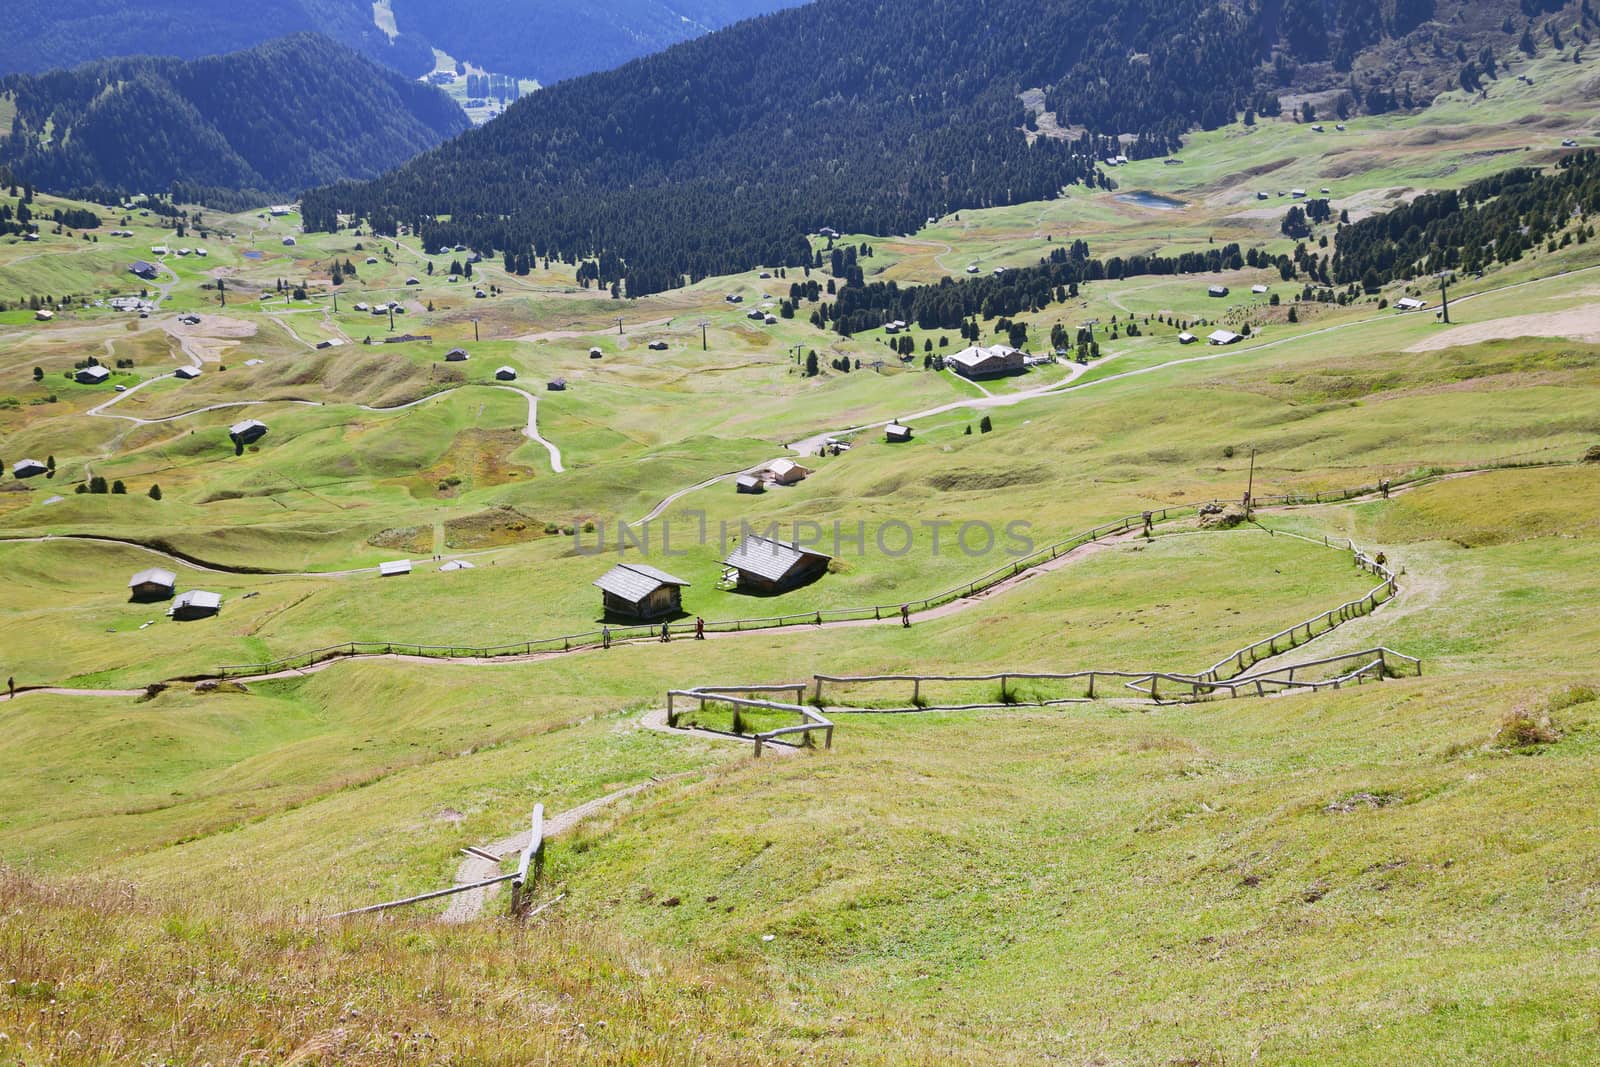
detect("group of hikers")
(597, 603), (913, 649)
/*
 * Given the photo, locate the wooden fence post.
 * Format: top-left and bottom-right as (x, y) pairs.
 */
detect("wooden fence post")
(510, 804), (545, 919)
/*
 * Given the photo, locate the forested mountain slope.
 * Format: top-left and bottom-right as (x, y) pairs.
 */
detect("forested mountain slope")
(0, 0), (435, 78)
(0, 35), (469, 205)
(305, 0), (1586, 296)
(0, 0), (802, 85)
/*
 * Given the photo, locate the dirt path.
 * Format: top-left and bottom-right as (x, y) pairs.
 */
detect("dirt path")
(0, 523), (1166, 694)
(79, 381), (564, 473)
(490, 385), (564, 472)
(441, 775), (690, 923)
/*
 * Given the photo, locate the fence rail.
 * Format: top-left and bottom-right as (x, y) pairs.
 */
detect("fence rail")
(666, 688), (834, 757)
(216, 469), (1452, 679)
(803, 646), (1422, 715)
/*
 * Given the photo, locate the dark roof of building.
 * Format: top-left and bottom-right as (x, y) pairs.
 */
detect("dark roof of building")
(722, 534), (831, 582)
(593, 562), (691, 602)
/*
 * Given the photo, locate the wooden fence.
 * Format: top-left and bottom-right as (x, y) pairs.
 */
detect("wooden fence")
(326, 802), (550, 921)
(216, 470), (1441, 680)
(805, 646), (1422, 713)
(666, 687), (834, 757)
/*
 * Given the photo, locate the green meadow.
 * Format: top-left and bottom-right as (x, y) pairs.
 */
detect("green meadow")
(2, 67), (1600, 1064)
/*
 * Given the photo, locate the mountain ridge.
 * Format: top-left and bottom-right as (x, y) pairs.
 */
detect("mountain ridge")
(0, 34), (470, 205)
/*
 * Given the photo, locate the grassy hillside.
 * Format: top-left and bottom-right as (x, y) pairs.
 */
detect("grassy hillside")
(2, 67), (1600, 1064)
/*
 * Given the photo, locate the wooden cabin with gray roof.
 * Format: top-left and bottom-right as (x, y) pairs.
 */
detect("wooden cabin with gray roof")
(128, 568), (177, 601)
(721, 535), (831, 594)
(594, 563), (690, 620)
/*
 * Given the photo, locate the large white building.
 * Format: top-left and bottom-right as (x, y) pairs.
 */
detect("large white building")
(946, 344), (1026, 379)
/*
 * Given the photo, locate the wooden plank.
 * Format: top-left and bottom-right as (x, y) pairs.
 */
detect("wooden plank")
(327, 873), (516, 920)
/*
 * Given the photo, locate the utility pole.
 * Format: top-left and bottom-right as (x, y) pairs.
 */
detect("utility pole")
(1245, 447), (1257, 518)
(332, 292), (338, 314)
(388, 303), (394, 332)
(790, 342), (803, 365)
(698, 319), (710, 351)
(473, 317), (480, 342)
(614, 316), (624, 336)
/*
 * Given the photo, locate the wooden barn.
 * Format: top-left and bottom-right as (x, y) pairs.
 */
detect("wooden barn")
(168, 590), (221, 620)
(128, 568), (177, 601)
(721, 535), (831, 595)
(229, 419), (268, 445)
(594, 563), (690, 620)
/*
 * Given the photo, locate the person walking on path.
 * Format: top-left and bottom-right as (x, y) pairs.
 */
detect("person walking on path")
(5, 676), (12, 699)
(601, 626), (611, 649)
(900, 604), (911, 628)
(660, 620), (671, 643)
(694, 616), (705, 640)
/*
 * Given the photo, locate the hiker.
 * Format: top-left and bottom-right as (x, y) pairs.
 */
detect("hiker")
(900, 604), (910, 628)
(5, 676), (11, 699)
(660, 620), (671, 643)
(601, 625), (611, 649)
(694, 616), (705, 640)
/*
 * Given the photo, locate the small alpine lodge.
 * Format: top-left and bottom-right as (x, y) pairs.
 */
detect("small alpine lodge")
(736, 473), (765, 494)
(495, 366), (518, 381)
(128, 567), (177, 601)
(445, 348), (470, 362)
(1208, 285), (1230, 298)
(1394, 297), (1429, 312)
(594, 562), (690, 620)
(1208, 329), (1243, 346)
(12, 458), (47, 478)
(379, 560), (412, 577)
(76, 365), (110, 384)
(885, 422), (913, 443)
(722, 535), (831, 594)
(1177, 331), (1198, 345)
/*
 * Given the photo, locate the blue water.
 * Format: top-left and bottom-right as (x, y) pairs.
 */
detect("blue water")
(1114, 190), (1188, 210)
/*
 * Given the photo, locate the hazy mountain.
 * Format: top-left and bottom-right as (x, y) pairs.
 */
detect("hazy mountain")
(387, 0), (807, 84)
(0, 1), (436, 77)
(0, 0), (806, 84)
(0, 34), (469, 203)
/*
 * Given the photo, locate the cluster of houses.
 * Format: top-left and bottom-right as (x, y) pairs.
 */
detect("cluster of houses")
(128, 568), (221, 620)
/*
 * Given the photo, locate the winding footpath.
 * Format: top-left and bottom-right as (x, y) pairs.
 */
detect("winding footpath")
(79, 380), (565, 473)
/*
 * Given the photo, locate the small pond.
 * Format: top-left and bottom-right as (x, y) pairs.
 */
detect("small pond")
(1113, 190), (1188, 210)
